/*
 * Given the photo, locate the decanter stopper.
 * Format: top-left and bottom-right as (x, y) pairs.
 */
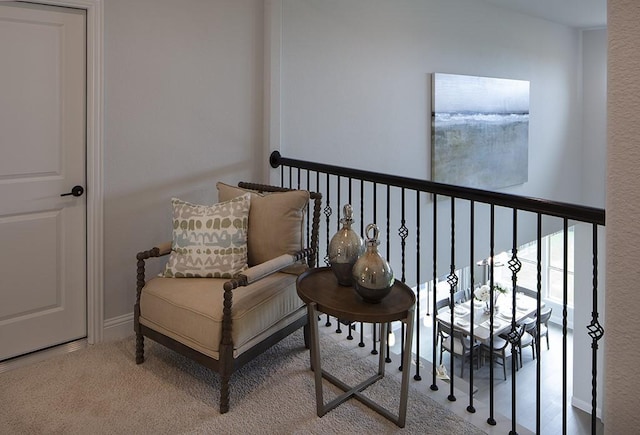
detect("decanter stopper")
(328, 204), (364, 286)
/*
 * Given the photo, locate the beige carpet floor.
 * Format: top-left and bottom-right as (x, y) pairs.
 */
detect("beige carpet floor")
(0, 328), (486, 434)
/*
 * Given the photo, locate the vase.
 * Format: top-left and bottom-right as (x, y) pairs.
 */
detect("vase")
(328, 204), (364, 286)
(484, 293), (501, 314)
(352, 223), (394, 303)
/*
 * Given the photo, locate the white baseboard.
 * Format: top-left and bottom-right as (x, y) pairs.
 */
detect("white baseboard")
(571, 396), (602, 420)
(103, 313), (134, 342)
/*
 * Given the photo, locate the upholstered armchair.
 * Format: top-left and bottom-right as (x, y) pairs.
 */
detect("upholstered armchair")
(134, 182), (321, 413)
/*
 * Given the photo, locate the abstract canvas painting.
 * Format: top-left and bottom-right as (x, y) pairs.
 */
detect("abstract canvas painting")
(431, 73), (530, 190)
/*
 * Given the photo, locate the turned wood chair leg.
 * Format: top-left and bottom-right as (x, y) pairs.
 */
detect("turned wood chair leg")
(135, 333), (145, 364)
(220, 374), (231, 414)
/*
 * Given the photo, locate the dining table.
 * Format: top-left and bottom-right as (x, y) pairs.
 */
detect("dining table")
(436, 292), (541, 344)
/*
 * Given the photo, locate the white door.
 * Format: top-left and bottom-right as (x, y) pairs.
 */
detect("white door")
(0, 2), (86, 361)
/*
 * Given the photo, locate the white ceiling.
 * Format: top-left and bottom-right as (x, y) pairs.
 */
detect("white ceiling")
(481, 0), (607, 29)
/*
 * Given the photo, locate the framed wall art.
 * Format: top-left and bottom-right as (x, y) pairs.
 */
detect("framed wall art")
(431, 73), (530, 190)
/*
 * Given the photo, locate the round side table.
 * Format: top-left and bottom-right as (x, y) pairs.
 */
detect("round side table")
(296, 267), (416, 428)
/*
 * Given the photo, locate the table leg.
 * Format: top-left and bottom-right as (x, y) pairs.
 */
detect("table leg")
(398, 305), (415, 427)
(306, 302), (415, 428)
(308, 302), (324, 416)
(379, 322), (387, 375)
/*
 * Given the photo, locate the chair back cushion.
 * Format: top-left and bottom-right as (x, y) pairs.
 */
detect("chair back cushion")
(217, 182), (310, 266)
(163, 194), (250, 278)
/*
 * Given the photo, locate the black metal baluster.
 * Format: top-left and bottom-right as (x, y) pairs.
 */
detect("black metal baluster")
(588, 223), (604, 434)
(400, 188), (408, 283)
(359, 179), (366, 348)
(430, 194), (439, 392)
(447, 197), (458, 402)
(335, 176), (342, 335)
(414, 190), (422, 381)
(307, 170), (311, 241)
(385, 184), (392, 364)
(346, 178), (355, 341)
(399, 188), (408, 371)
(507, 209), (522, 435)
(467, 200), (476, 413)
(536, 213), (543, 432)
(315, 171), (321, 267)
(371, 182), (379, 356)
(562, 218), (569, 435)
(324, 174), (332, 327)
(487, 204), (496, 426)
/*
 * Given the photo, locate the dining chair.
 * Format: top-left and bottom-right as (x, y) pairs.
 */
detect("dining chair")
(481, 335), (510, 380)
(537, 307), (553, 350)
(438, 320), (479, 378)
(515, 286), (538, 299)
(463, 287), (472, 301)
(453, 289), (467, 304)
(435, 297), (450, 314)
(519, 320), (536, 366)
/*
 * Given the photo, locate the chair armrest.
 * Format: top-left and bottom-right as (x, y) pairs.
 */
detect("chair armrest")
(240, 254), (296, 284)
(136, 241), (172, 302)
(240, 247), (313, 283)
(136, 241), (172, 261)
(223, 247), (313, 291)
(155, 241), (172, 256)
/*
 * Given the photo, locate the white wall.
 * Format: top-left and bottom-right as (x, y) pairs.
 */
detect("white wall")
(103, 0), (264, 320)
(582, 28), (608, 208)
(278, 0), (585, 205)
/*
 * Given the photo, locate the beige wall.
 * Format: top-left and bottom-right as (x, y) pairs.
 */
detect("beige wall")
(103, 0), (264, 319)
(605, 0), (640, 430)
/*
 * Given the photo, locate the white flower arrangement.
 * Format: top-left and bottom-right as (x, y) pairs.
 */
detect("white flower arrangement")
(474, 283), (509, 302)
(474, 284), (491, 302)
(494, 283), (508, 294)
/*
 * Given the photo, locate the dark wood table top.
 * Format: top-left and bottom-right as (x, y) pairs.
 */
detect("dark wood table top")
(296, 267), (416, 323)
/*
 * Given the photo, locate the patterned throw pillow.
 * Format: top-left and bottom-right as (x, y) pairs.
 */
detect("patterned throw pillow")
(163, 194), (251, 278)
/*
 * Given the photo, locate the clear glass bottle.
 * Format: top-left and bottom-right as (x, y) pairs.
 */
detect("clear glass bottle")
(352, 223), (394, 303)
(328, 204), (364, 286)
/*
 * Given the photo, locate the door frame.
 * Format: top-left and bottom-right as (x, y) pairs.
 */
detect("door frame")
(14, 0), (104, 344)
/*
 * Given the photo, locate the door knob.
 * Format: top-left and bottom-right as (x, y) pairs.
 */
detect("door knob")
(60, 185), (84, 197)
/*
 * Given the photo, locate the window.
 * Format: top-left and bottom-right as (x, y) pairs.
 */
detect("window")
(511, 227), (574, 307)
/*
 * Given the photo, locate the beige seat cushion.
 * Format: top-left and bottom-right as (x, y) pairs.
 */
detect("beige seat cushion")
(139, 272), (305, 359)
(216, 182), (309, 266)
